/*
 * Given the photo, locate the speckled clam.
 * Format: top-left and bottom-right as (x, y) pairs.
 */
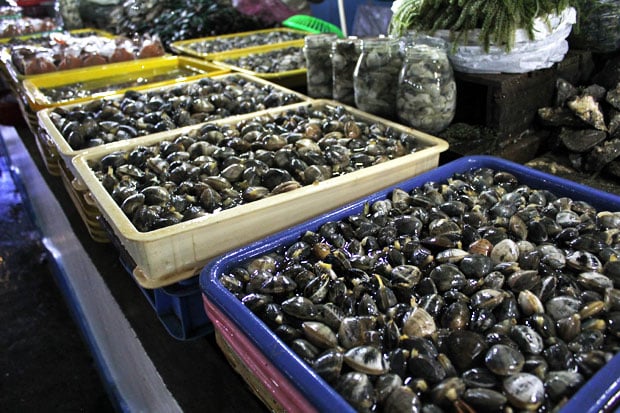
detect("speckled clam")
(47, 75), (303, 150)
(186, 30), (306, 54)
(90, 104), (429, 232)
(222, 166), (620, 412)
(221, 46), (305, 74)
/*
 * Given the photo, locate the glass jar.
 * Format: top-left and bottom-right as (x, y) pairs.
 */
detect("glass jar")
(397, 36), (456, 134)
(331, 37), (361, 105)
(399, 30), (420, 54)
(303, 33), (338, 98)
(354, 36), (403, 119)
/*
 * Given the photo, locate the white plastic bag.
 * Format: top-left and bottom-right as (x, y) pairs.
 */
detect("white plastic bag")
(435, 7), (577, 74)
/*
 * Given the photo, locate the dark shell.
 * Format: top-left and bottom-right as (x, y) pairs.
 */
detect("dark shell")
(445, 330), (488, 371)
(559, 128), (608, 153)
(585, 139), (620, 173)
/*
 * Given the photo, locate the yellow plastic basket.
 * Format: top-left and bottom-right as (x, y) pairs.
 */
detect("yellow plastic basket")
(21, 55), (229, 111)
(211, 41), (306, 89)
(170, 27), (310, 60)
(70, 99), (448, 288)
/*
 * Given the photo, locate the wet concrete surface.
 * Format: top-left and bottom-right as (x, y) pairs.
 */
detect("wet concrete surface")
(0, 137), (115, 412)
(0, 117), (271, 412)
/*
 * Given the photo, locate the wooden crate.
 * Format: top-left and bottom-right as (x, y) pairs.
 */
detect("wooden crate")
(453, 50), (594, 139)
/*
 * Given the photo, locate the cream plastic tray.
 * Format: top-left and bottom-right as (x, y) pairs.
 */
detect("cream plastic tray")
(71, 100), (449, 288)
(37, 72), (310, 177)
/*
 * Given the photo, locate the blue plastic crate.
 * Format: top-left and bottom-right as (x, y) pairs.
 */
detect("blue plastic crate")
(105, 217), (213, 341)
(138, 275), (213, 341)
(200, 155), (620, 412)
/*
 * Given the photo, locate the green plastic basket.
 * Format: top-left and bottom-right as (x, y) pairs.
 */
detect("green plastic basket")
(282, 15), (344, 38)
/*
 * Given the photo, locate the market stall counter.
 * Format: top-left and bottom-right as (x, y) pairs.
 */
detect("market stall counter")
(0, 122), (269, 412)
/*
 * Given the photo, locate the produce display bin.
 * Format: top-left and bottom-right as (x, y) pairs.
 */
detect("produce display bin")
(37, 72), (309, 177)
(70, 100), (448, 288)
(0, 28), (117, 87)
(0, 29), (111, 82)
(209, 301), (320, 413)
(211, 41), (306, 88)
(0, 6), (21, 20)
(0, 27), (113, 46)
(58, 161), (109, 243)
(1, 29), (150, 80)
(169, 28), (309, 61)
(21, 55), (229, 111)
(18, 56), (227, 148)
(0, 28), (142, 136)
(0, 29), (157, 110)
(200, 155), (620, 413)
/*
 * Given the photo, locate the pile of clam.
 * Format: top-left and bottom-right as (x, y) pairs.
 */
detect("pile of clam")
(221, 167), (620, 412)
(537, 78), (620, 180)
(220, 46), (305, 73)
(47, 75), (303, 150)
(39, 66), (203, 103)
(187, 31), (306, 54)
(90, 104), (428, 232)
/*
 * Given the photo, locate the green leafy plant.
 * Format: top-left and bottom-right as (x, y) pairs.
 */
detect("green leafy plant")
(389, 0), (581, 52)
